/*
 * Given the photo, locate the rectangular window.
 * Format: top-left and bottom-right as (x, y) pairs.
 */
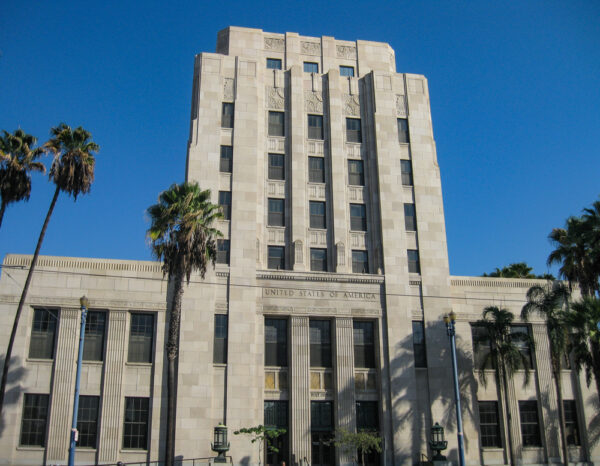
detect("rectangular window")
(221, 102), (234, 128)
(400, 160), (413, 186)
(479, 401), (502, 448)
(219, 191), (231, 220)
(123, 397), (149, 450)
(511, 325), (533, 369)
(268, 246), (285, 270)
(304, 62), (319, 73)
(519, 401), (541, 447)
(127, 313), (154, 363)
(268, 153), (285, 180)
(350, 204), (367, 231)
(29, 308), (58, 359)
(310, 320), (332, 367)
(268, 198), (285, 226)
(353, 321), (375, 368)
(346, 118), (362, 143)
(310, 248), (327, 272)
(308, 156), (325, 183)
(407, 249), (421, 274)
(308, 115), (324, 140)
(213, 314), (228, 364)
(268, 111), (285, 137)
(404, 203), (417, 231)
(267, 58), (282, 70)
(356, 401), (379, 430)
(265, 401), (289, 466)
(471, 325), (493, 369)
(564, 400), (581, 446)
(398, 118), (409, 143)
(311, 401), (333, 431)
(348, 160), (364, 186)
(83, 311), (106, 361)
(220, 145), (233, 173)
(20, 394), (49, 446)
(310, 201), (326, 229)
(77, 395), (100, 448)
(311, 402), (335, 466)
(265, 318), (288, 367)
(217, 239), (230, 265)
(352, 250), (369, 274)
(412, 321), (427, 368)
(340, 66), (355, 77)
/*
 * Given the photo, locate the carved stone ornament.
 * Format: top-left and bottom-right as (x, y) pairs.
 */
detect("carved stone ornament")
(336, 45), (356, 59)
(396, 94), (407, 117)
(264, 37), (285, 51)
(344, 94), (360, 116)
(266, 86), (285, 110)
(336, 242), (345, 266)
(305, 91), (323, 113)
(301, 41), (321, 56)
(223, 78), (234, 101)
(294, 240), (304, 265)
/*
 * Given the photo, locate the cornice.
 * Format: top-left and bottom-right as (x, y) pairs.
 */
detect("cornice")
(257, 270), (384, 285)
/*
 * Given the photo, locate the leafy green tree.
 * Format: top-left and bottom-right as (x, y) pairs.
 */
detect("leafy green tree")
(234, 425), (287, 466)
(147, 182), (222, 466)
(333, 428), (382, 466)
(521, 282), (570, 465)
(0, 124), (98, 418)
(482, 262), (554, 280)
(0, 129), (46, 229)
(473, 306), (533, 466)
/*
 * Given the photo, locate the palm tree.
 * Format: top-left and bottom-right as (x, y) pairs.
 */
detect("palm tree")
(0, 124), (98, 417)
(582, 200), (600, 295)
(0, 129), (46, 229)
(147, 182), (223, 466)
(521, 282), (570, 465)
(473, 306), (533, 466)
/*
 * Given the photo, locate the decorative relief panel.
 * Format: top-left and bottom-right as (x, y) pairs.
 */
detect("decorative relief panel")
(301, 41), (321, 56)
(223, 78), (234, 101)
(307, 140), (324, 156)
(344, 94), (360, 116)
(345, 143), (361, 158)
(308, 184), (326, 200)
(348, 186), (365, 202)
(396, 94), (407, 117)
(267, 181), (286, 197)
(264, 37), (285, 51)
(268, 138), (285, 152)
(336, 242), (345, 267)
(294, 240), (304, 265)
(305, 91), (323, 114)
(309, 230), (327, 246)
(350, 232), (366, 248)
(268, 228), (285, 244)
(266, 86), (285, 110)
(337, 45), (356, 59)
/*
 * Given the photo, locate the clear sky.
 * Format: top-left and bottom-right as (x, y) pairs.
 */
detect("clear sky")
(1, 1), (598, 277)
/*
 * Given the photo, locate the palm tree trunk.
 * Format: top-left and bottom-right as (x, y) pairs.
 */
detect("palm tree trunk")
(554, 369), (569, 466)
(0, 186), (60, 417)
(590, 340), (600, 407)
(500, 363), (516, 466)
(0, 200), (7, 230)
(165, 272), (184, 466)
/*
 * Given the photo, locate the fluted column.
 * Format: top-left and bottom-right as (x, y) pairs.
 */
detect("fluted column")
(334, 317), (356, 465)
(502, 371), (523, 463)
(290, 316), (310, 465)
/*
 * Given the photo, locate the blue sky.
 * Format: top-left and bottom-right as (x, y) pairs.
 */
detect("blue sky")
(1, 1), (599, 277)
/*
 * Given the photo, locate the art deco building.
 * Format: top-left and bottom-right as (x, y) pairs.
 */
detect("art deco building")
(0, 26), (597, 466)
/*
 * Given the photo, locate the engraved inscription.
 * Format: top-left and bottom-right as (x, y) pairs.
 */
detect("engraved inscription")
(263, 287), (377, 301)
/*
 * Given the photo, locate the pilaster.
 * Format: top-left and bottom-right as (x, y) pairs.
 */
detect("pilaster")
(291, 316), (310, 464)
(334, 317), (356, 465)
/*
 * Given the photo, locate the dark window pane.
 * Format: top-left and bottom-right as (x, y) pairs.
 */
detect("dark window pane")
(128, 314), (154, 363)
(268, 246), (285, 270)
(471, 325), (493, 369)
(20, 394), (49, 446)
(400, 160), (413, 186)
(348, 160), (364, 186)
(219, 191), (231, 220)
(304, 62), (319, 73)
(398, 118), (409, 143)
(404, 203), (417, 231)
(353, 321), (375, 368)
(412, 321), (427, 368)
(511, 325), (533, 369)
(308, 157), (325, 183)
(350, 204), (367, 231)
(77, 395), (100, 448)
(356, 401), (378, 430)
(479, 401), (502, 448)
(214, 314), (228, 364)
(310, 249), (327, 272)
(308, 115), (324, 140)
(352, 250), (369, 274)
(268, 198), (285, 226)
(265, 318), (288, 367)
(269, 111), (285, 137)
(407, 249), (420, 274)
(267, 58), (282, 70)
(217, 239), (230, 264)
(222, 103), (234, 128)
(311, 401), (333, 431)
(123, 397), (149, 450)
(564, 400), (581, 446)
(83, 311), (106, 361)
(346, 118), (362, 143)
(340, 66), (355, 77)
(29, 309), (58, 359)
(310, 320), (331, 367)
(310, 201), (326, 229)
(220, 145), (233, 173)
(519, 401), (541, 447)
(265, 401), (289, 466)
(268, 153), (285, 180)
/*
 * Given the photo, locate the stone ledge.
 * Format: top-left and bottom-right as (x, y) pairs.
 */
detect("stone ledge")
(257, 270), (384, 284)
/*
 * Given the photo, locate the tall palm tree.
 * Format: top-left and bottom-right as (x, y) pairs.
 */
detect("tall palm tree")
(582, 200), (600, 295)
(147, 182), (223, 466)
(0, 124), (98, 417)
(0, 129), (46, 229)
(521, 282), (570, 465)
(473, 306), (533, 466)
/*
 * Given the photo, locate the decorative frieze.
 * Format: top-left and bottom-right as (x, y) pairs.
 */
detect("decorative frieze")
(294, 240), (304, 265)
(336, 242), (346, 267)
(266, 86), (285, 110)
(306, 140), (324, 156)
(350, 232), (366, 248)
(304, 91), (323, 114)
(336, 45), (356, 59)
(308, 184), (326, 200)
(348, 186), (365, 202)
(223, 78), (234, 101)
(264, 37), (285, 51)
(396, 94), (407, 117)
(267, 137), (285, 152)
(344, 94), (360, 116)
(346, 143), (362, 158)
(309, 229), (327, 246)
(267, 228), (285, 244)
(301, 41), (321, 56)
(267, 181), (286, 196)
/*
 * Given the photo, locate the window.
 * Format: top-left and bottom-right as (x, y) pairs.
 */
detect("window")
(268, 246), (285, 270)
(83, 311), (106, 361)
(311, 401), (333, 431)
(265, 401), (289, 466)
(20, 394), (49, 446)
(311, 401), (334, 466)
(29, 308), (58, 359)
(267, 58), (282, 70)
(310, 248), (327, 272)
(308, 115), (324, 140)
(340, 66), (355, 77)
(346, 118), (362, 143)
(268, 198), (285, 226)
(353, 321), (375, 368)
(348, 160), (364, 186)
(478, 401), (502, 448)
(268, 153), (285, 180)
(213, 314), (228, 364)
(308, 157), (325, 183)
(352, 250), (369, 274)
(310, 201), (326, 229)
(220, 145), (233, 173)
(77, 395), (100, 448)
(304, 62), (319, 73)
(404, 203), (417, 231)
(519, 401), (541, 447)
(217, 239), (230, 265)
(268, 111), (285, 137)
(407, 249), (420, 274)
(128, 313), (154, 363)
(218, 191), (231, 220)
(564, 400), (581, 446)
(398, 118), (409, 143)
(265, 318), (287, 366)
(350, 204), (367, 231)
(412, 321), (427, 368)
(221, 103), (234, 128)
(123, 397), (149, 450)
(310, 320), (332, 367)
(356, 401), (379, 430)
(400, 160), (413, 186)
(511, 325), (533, 369)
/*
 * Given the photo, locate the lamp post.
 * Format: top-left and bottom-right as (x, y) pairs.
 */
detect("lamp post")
(68, 295), (88, 466)
(429, 422), (448, 461)
(444, 311), (465, 466)
(211, 423), (230, 463)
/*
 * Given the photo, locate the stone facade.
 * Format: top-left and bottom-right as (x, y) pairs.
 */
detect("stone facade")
(0, 26), (598, 465)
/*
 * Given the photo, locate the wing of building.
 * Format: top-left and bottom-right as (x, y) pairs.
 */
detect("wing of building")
(0, 26), (596, 466)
